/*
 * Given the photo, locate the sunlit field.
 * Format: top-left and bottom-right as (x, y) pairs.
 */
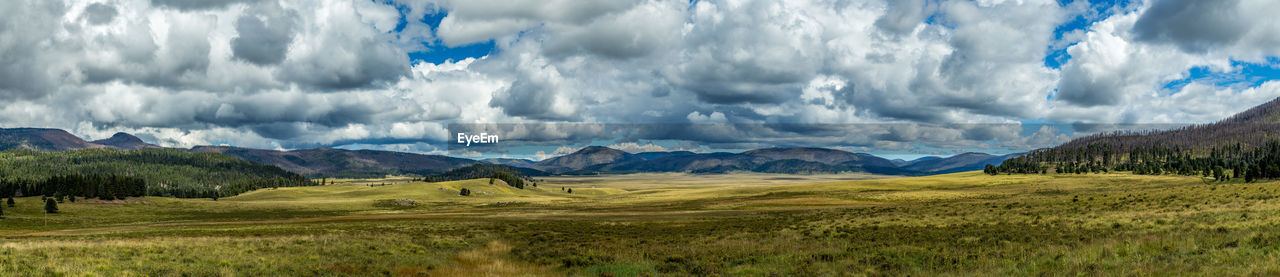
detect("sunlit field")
(3, 172), (1280, 275)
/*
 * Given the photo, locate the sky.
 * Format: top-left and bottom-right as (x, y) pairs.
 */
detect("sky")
(1, 0), (1278, 159)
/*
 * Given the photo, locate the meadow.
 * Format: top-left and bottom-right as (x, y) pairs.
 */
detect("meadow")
(2, 172), (1279, 276)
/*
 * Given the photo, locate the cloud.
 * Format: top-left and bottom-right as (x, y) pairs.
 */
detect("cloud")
(607, 142), (706, 154)
(231, 3), (297, 65)
(1133, 0), (1247, 54)
(149, 0), (250, 11)
(82, 3), (118, 25)
(0, 0), (1278, 157)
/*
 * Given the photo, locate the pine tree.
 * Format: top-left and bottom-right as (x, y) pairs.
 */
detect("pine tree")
(567, 188), (573, 194)
(0, 202), (4, 219)
(6, 197), (13, 208)
(44, 198), (58, 214)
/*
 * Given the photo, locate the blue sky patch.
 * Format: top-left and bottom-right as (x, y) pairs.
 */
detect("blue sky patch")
(389, 4), (497, 65)
(1163, 58), (1280, 92)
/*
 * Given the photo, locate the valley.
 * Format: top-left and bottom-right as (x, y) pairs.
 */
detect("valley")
(3, 172), (1279, 275)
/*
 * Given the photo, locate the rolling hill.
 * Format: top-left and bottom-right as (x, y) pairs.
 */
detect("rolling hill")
(189, 146), (476, 178)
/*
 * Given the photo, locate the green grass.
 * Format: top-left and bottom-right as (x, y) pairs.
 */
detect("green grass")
(3, 172), (1280, 275)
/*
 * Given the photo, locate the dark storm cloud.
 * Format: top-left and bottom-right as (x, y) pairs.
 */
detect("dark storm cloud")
(277, 37), (410, 90)
(0, 1), (66, 99)
(1056, 65), (1125, 107)
(875, 0), (933, 35)
(150, 0), (251, 11)
(1133, 0), (1246, 53)
(488, 78), (576, 120)
(231, 11), (298, 66)
(83, 3), (118, 25)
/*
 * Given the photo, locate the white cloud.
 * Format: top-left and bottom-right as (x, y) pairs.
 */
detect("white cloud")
(0, 0), (1277, 155)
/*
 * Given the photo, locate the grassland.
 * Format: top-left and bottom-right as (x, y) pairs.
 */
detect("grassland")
(2, 172), (1280, 275)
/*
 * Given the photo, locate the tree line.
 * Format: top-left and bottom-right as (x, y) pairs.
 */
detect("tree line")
(989, 139), (1280, 182)
(0, 148), (317, 198)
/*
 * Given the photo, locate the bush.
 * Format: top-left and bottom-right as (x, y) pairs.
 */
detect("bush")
(6, 197), (12, 207)
(44, 198), (58, 214)
(460, 188), (472, 196)
(567, 188), (573, 194)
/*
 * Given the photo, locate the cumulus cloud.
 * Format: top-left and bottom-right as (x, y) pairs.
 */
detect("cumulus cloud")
(0, 0), (1278, 157)
(1133, 0), (1246, 54)
(231, 3), (297, 65)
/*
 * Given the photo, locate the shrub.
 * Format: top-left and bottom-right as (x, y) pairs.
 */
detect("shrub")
(44, 198), (58, 214)
(460, 188), (472, 196)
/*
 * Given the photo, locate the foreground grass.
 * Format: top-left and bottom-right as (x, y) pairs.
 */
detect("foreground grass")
(2, 172), (1280, 275)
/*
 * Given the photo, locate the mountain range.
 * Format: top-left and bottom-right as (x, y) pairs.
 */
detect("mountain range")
(0, 127), (1019, 177)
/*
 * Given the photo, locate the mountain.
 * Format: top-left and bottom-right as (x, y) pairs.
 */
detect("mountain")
(480, 158), (537, 168)
(903, 152), (1021, 174)
(752, 159), (848, 174)
(587, 152), (772, 174)
(555, 146), (919, 175)
(742, 147), (894, 167)
(189, 146), (476, 178)
(896, 155), (947, 166)
(0, 128), (106, 151)
(532, 146), (641, 173)
(633, 151), (698, 160)
(91, 132), (162, 150)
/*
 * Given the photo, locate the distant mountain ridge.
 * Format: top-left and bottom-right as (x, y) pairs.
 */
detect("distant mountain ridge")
(91, 132), (162, 150)
(190, 146), (476, 178)
(0, 127), (1017, 177)
(901, 152), (1022, 174)
(0, 128), (108, 151)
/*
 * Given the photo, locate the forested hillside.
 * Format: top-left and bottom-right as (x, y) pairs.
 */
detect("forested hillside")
(0, 148), (315, 199)
(992, 97), (1280, 181)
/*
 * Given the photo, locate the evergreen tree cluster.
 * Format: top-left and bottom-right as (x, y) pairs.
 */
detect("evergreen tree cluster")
(990, 140), (1280, 182)
(0, 148), (317, 198)
(431, 164), (536, 189)
(489, 171), (525, 189)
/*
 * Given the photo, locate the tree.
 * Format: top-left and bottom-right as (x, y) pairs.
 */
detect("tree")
(984, 164), (997, 175)
(0, 201), (4, 218)
(459, 188), (471, 196)
(6, 197), (13, 208)
(44, 198), (58, 214)
(567, 188), (573, 194)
